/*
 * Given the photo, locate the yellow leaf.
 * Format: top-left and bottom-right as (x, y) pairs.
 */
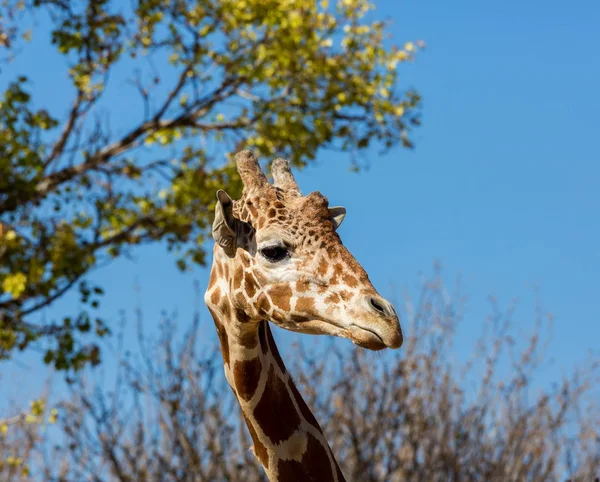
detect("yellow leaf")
(48, 408), (58, 424)
(289, 11), (301, 28)
(2, 272), (27, 298)
(0, 423), (7, 436)
(396, 51), (408, 61)
(404, 41), (415, 52)
(25, 414), (38, 424)
(30, 399), (45, 416)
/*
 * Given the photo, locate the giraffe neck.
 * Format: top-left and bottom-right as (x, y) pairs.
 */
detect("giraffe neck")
(206, 302), (346, 482)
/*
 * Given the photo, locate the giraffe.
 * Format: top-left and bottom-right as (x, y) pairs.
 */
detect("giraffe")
(204, 150), (403, 481)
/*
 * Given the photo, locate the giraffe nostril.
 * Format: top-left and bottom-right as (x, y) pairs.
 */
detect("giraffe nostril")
(369, 296), (387, 316)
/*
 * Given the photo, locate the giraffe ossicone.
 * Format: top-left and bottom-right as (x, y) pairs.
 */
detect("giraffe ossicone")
(205, 150), (403, 481)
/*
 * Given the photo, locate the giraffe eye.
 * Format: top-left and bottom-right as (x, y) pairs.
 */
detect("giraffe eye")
(260, 245), (289, 262)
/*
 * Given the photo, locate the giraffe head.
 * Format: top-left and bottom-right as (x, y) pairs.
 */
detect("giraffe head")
(208, 150), (402, 350)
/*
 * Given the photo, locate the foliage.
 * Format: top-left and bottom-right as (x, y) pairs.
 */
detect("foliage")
(3, 271), (598, 481)
(0, 1), (27, 54)
(0, 397), (57, 480)
(0, 0), (423, 369)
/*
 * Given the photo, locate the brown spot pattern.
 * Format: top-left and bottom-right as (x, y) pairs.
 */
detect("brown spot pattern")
(266, 324), (287, 374)
(245, 271), (257, 298)
(235, 291), (247, 309)
(342, 273), (358, 288)
(257, 293), (271, 315)
(269, 284), (293, 311)
(339, 290), (352, 302)
(208, 268), (217, 288)
(241, 254), (251, 268)
(248, 204), (258, 218)
(243, 414), (269, 469)
(233, 267), (243, 290)
(296, 297), (315, 313)
(210, 287), (221, 306)
(235, 307), (252, 323)
(239, 330), (258, 349)
(277, 433), (334, 481)
(233, 357), (262, 401)
(253, 364), (300, 445)
(317, 258), (329, 276)
(325, 293), (340, 305)
(288, 380), (321, 431)
(220, 301), (231, 319)
(331, 263), (344, 284)
(210, 312), (230, 365)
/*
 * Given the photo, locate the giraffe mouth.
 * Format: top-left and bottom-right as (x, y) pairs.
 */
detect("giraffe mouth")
(275, 318), (388, 350)
(348, 325), (387, 351)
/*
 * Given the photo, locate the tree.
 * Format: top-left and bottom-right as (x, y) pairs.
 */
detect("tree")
(0, 0), (423, 369)
(1, 270), (598, 481)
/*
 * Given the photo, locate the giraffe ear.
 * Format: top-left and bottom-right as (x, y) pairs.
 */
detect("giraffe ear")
(328, 206), (346, 230)
(212, 190), (238, 256)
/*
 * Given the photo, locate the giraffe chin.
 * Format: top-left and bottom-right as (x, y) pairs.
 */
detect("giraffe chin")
(347, 325), (387, 351)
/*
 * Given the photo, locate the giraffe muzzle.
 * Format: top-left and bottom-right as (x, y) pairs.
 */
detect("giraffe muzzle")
(351, 295), (403, 350)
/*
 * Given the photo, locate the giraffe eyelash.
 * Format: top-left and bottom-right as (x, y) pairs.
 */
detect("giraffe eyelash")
(259, 245), (290, 262)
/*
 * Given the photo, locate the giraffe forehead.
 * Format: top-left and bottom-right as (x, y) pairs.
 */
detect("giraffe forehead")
(256, 221), (334, 248)
(259, 205), (337, 245)
(235, 191), (332, 230)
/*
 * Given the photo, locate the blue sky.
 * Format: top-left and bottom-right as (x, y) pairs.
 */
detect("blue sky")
(2, 0), (599, 407)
